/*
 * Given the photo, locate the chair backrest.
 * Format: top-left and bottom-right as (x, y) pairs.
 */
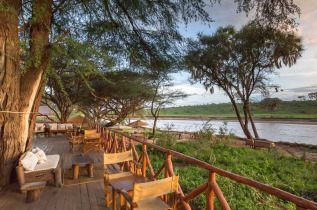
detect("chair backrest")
(84, 130), (99, 138)
(132, 176), (179, 202)
(103, 150), (133, 165)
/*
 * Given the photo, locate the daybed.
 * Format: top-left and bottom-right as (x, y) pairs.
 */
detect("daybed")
(16, 151), (63, 188)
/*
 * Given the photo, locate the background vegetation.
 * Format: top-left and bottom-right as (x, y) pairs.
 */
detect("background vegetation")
(148, 100), (317, 119)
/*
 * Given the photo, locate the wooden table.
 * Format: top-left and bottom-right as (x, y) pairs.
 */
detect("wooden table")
(72, 154), (95, 180)
(109, 175), (149, 210)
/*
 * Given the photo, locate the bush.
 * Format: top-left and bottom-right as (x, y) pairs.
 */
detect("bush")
(217, 121), (235, 145)
(156, 132), (177, 149)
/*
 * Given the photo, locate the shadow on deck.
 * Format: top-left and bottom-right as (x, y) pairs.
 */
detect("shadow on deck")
(0, 135), (117, 210)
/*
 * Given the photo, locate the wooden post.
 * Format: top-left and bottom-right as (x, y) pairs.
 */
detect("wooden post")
(206, 171), (216, 210)
(142, 144), (147, 177)
(114, 133), (117, 153)
(108, 131), (112, 152)
(73, 165), (79, 180)
(87, 164), (94, 178)
(54, 167), (63, 187)
(164, 154), (171, 203)
(16, 166), (25, 188)
(27, 189), (41, 203)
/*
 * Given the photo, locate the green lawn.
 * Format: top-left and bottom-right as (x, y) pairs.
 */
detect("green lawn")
(148, 100), (317, 119)
(137, 141), (317, 209)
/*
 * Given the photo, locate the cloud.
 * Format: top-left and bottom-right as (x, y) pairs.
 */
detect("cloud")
(286, 85), (317, 93)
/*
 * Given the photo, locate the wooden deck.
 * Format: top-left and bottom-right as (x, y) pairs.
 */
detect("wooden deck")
(0, 135), (118, 210)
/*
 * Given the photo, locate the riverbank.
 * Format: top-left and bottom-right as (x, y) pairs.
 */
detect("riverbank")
(141, 116), (317, 125)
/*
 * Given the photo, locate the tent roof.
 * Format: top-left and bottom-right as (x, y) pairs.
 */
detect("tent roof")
(128, 120), (149, 127)
(38, 106), (54, 116)
(68, 115), (85, 123)
(108, 124), (132, 130)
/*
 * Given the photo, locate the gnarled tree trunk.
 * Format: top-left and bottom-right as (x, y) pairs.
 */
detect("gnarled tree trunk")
(0, 0), (23, 185)
(0, 0), (52, 185)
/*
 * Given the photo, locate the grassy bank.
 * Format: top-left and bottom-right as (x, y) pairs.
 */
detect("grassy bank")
(150, 100), (317, 119)
(137, 140), (317, 209)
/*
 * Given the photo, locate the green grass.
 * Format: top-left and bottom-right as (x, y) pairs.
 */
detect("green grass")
(136, 141), (317, 209)
(147, 100), (317, 119)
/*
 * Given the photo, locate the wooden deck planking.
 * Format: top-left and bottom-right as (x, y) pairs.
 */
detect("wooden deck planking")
(0, 135), (118, 210)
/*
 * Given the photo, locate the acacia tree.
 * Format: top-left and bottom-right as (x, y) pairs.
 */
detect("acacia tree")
(150, 77), (188, 135)
(308, 92), (317, 100)
(259, 98), (282, 118)
(0, 0), (213, 185)
(0, 0), (302, 185)
(42, 71), (84, 123)
(185, 22), (303, 139)
(79, 70), (155, 127)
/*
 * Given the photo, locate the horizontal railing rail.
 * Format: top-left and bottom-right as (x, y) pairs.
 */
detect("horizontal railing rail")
(97, 126), (317, 210)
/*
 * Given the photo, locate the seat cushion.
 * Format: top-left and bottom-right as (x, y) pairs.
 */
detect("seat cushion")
(135, 197), (171, 210)
(57, 124), (66, 130)
(21, 152), (38, 171)
(49, 123), (57, 130)
(25, 154), (60, 173)
(32, 147), (47, 164)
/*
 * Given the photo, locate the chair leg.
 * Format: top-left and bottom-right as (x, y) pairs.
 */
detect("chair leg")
(105, 184), (112, 207)
(112, 187), (116, 210)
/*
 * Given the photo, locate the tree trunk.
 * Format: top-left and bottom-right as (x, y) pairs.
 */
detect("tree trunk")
(152, 116), (158, 135)
(247, 104), (259, 138)
(0, 0), (23, 185)
(0, 0), (53, 185)
(231, 99), (253, 139)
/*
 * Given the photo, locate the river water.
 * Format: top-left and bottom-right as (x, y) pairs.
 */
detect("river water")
(140, 119), (317, 145)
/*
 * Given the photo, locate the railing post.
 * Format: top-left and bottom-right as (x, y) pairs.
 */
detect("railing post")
(142, 144), (147, 177)
(206, 171), (216, 210)
(164, 154), (171, 202)
(113, 133), (117, 153)
(108, 131), (112, 152)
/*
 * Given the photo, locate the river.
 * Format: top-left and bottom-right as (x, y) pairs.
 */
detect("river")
(139, 119), (317, 145)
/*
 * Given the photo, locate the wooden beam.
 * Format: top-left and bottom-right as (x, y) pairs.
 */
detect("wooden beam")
(183, 183), (208, 203)
(210, 181), (230, 210)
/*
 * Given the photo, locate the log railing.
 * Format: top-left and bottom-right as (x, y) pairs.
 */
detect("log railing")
(98, 126), (317, 210)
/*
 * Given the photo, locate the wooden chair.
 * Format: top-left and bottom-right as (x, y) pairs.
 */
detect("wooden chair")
(83, 130), (101, 153)
(69, 132), (83, 154)
(118, 175), (179, 210)
(104, 150), (146, 208)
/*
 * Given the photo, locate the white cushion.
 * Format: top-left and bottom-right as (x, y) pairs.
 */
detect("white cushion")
(21, 152), (38, 171)
(57, 124), (66, 130)
(25, 155), (60, 173)
(66, 124), (73, 129)
(32, 147), (47, 164)
(49, 123), (57, 130)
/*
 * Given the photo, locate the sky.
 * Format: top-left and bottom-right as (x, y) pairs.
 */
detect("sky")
(171, 0), (317, 106)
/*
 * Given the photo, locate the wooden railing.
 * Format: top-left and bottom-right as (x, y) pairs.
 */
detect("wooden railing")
(96, 126), (317, 210)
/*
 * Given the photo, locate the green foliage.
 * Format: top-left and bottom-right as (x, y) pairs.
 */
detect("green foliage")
(259, 98), (283, 117)
(150, 100), (317, 119)
(156, 132), (177, 149)
(141, 142), (317, 209)
(217, 121), (235, 145)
